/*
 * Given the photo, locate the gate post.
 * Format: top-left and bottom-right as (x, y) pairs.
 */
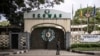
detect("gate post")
(65, 32), (71, 50)
(18, 32), (30, 50)
(26, 32), (30, 50)
(9, 32), (11, 49)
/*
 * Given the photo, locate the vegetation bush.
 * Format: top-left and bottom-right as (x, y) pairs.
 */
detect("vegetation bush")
(71, 43), (100, 48)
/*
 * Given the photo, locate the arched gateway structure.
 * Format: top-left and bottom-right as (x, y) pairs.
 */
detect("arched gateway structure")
(24, 9), (71, 50)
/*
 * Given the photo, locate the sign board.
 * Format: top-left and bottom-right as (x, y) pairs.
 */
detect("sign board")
(80, 35), (100, 42)
(24, 9), (71, 19)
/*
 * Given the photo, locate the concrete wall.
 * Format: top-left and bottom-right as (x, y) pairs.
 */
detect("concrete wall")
(0, 35), (9, 48)
(24, 19), (70, 33)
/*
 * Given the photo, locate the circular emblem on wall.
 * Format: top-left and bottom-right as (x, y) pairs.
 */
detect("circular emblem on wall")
(44, 9), (50, 14)
(41, 28), (55, 42)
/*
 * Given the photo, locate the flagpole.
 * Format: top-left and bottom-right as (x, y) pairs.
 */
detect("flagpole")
(85, 15), (89, 34)
(87, 17), (89, 33)
(93, 5), (96, 32)
(87, 5), (89, 34)
(85, 4), (90, 34)
(93, 14), (96, 33)
(80, 4), (83, 32)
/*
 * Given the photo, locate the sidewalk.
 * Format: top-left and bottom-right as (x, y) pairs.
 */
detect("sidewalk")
(7, 49), (91, 56)
(0, 49), (100, 56)
(0, 49), (28, 56)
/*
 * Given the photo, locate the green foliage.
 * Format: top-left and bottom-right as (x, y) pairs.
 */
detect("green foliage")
(73, 7), (100, 24)
(38, 0), (45, 4)
(0, 21), (10, 27)
(83, 25), (94, 33)
(15, 0), (25, 7)
(83, 25), (100, 33)
(71, 19), (80, 25)
(72, 7), (100, 33)
(75, 7), (93, 18)
(96, 9), (100, 23)
(72, 47), (100, 51)
(0, 0), (64, 27)
(71, 43), (100, 48)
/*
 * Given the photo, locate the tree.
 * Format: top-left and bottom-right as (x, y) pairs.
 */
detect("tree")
(96, 8), (100, 24)
(0, 0), (64, 27)
(74, 6), (100, 24)
(75, 7), (93, 17)
(72, 6), (100, 33)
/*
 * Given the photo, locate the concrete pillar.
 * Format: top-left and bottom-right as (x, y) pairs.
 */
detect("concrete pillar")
(26, 32), (30, 50)
(65, 32), (71, 50)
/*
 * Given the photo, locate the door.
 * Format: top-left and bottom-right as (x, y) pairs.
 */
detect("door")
(30, 27), (65, 49)
(11, 34), (18, 49)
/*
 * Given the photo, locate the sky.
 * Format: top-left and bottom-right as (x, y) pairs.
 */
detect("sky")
(50, 0), (100, 19)
(52, 0), (100, 13)
(0, 14), (6, 22)
(0, 0), (100, 21)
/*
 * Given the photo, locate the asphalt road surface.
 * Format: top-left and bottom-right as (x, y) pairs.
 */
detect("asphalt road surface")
(8, 49), (99, 56)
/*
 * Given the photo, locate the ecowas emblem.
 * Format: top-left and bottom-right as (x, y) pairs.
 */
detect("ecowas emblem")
(44, 9), (50, 14)
(41, 28), (55, 42)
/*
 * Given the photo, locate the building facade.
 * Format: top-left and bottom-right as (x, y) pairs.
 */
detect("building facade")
(71, 24), (100, 44)
(0, 9), (71, 50)
(24, 9), (71, 50)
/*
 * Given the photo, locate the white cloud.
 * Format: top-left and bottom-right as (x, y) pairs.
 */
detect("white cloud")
(0, 14), (7, 22)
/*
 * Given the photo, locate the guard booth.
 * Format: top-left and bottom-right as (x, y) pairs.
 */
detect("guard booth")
(9, 32), (30, 50)
(24, 9), (71, 50)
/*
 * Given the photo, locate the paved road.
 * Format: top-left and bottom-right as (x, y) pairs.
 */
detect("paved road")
(8, 49), (99, 56)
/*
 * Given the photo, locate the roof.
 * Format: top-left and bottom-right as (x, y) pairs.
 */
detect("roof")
(71, 25), (87, 28)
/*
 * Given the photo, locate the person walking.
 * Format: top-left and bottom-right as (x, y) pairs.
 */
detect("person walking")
(56, 40), (60, 55)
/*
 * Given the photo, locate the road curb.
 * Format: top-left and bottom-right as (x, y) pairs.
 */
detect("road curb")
(12, 50), (29, 55)
(71, 50), (100, 55)
(0, 50), (29, 56)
